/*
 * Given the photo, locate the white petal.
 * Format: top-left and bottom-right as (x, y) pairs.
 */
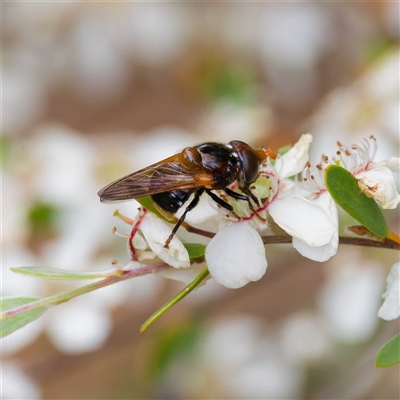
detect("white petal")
(275, 133), (312, 179)
(156, 262), (208, 286)
(292, 192), (338, 261)
(293, 234), (338, 262)
(378, 262), (400, 321)
(378, 286), (400, 320)
(139, 212), (190, 268)
(205, 221), (267, 289)
(356, 166), (400, 209)
(382, 262), (400, 299)
(371, 157), (400, 173)
(269, 195), (335, 246)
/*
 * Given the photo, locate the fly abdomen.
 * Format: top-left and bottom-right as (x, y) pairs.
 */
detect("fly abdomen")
(151, 189), (194, 214)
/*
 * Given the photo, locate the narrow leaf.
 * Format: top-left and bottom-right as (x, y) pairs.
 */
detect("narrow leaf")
(0, 297), (47, 337)
(376, 333), (400, 368)
(136, 196), (176, 222)
(141, 268), (210, 333)
(183, 243), (206, 260)
(11, 266), (115, 280)
(325, 165), (390, 238)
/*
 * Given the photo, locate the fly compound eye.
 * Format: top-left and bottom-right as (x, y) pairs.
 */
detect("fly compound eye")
(241, 149), (259, 184)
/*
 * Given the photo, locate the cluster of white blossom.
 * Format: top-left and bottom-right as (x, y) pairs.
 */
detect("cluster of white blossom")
(113, 134), (400, 320)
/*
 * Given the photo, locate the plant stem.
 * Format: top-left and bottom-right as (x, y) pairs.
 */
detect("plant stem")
(2, 263), (170, 320)
(2, 233), (398, 322)
(183, 222), (399, 250)
(261, 235), (400, 250)
(140, 267), (210, 333)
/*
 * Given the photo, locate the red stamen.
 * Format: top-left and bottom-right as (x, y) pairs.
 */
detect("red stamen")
(129, 209), (147, 261)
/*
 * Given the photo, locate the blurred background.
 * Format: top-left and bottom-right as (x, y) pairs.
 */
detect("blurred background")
(2, 2), (399, 399)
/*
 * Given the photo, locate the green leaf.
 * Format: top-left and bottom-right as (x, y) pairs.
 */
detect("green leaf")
(141, 268), (210, 333)
(376, 333), (400, 368)
(325, 165), (390, 238)
(0, 297), (47, 337)
(10, 266), (111, 280)
(136, 196), (175, 222)
(183, 243), (206, 260)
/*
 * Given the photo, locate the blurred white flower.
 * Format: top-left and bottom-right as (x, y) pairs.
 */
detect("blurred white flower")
(2, 68), (47, 134)
(164, 316), (305, 399)
(46, 301), (112, 355)
(309, 51), (399, 162)
(259, 4), (332, 69)
(318, 257), (384, 342)
(113, 2), (191, 65)
(31, 124), (97, 206)
(198, 103), (272, 145)
(201, 317), (305, 399)
(281, 312), (333, 365)
(1, 363), (40, 400)
(258, 3), (333, 111)
(378, 262), (400, 321)
(68, 13), (130, 106)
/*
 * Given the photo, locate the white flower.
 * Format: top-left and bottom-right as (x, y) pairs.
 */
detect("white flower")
(292, 135), (399, 262)
(266, 134), (337, 263)
(112, 208), (205, 290)
(334, 136), (400, 209)
(116, 209), (190, 269)
(139, 211), (190, 269)
(378, 262), (400, 321)
(206, 134), (335, 288)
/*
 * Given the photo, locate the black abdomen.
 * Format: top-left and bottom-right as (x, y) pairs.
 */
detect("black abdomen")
(151, 189), (194, 214)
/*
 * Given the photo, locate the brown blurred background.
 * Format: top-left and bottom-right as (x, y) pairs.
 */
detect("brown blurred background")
(2, 2), (399, 399)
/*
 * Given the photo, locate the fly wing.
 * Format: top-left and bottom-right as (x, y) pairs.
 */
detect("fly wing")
(98, 155), (212, 203)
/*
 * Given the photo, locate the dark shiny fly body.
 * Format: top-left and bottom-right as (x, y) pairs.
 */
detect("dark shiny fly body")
(98, 140), (275, 247)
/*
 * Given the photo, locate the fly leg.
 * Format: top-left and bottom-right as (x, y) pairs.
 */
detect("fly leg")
(164, 188), (204, 248)
(206, 189), (234, 211)
(224, 187), (247, 201)
(226, 187), (266, 222)
(241, 186), (266, 222)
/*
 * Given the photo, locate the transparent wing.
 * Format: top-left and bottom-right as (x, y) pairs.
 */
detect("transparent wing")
(98, 155), (212, 203)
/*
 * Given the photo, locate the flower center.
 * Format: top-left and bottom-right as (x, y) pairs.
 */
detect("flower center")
(214, 165), (279, 222)
(333, 135), (377, 175)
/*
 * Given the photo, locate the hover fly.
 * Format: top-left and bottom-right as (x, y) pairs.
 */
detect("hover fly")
(98, 141), (276, 247)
